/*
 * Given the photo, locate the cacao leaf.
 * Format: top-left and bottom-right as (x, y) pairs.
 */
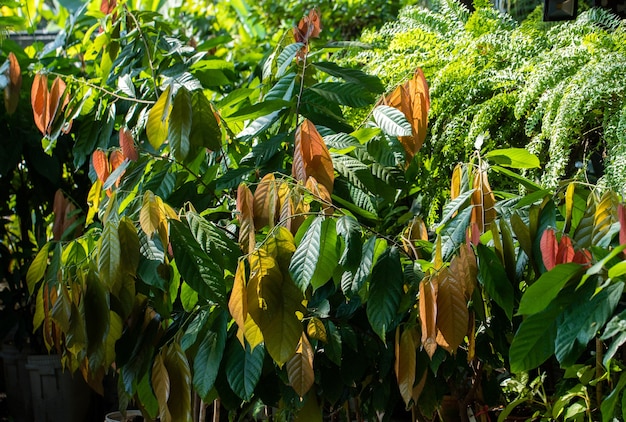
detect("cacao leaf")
(119, 127), (138, 161)
(395, 326), (417, 407)
(367, 246), (403, 341)
(92, 150), (110, 184)
(435, 266), (468, 353)
(163, 343), (192, 422)
(293, 119), (334, 195)
(31, 73), (47, 134)
(4, 52), (21, 114)
(152, 353), (171, 422)
(146, 85), (172, 150)
(237, 183), (256, 254)
(419, 274), (438, 358)
(540, 228), (558, 271)
(225, 340), (264, 401)
(287, 333), (315, 398)
(169, 86), (192, 161)
(253, 173), (279, 230)
(229, 260), (248, 332)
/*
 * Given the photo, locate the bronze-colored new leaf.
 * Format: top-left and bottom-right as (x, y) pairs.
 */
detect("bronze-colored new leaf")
(253, 173), (279, 230)
(31, 73), (48, 134)
(456, 243), (477, 299)
(237, 183), (256, 254)
(436, 265), (469, 354)
(293, 119), (334, 195)
(395, 326), (417, 407)
(294, 8), (322, 44)
(471, 167), (496, 233)
(286, 333), (315, 398)
(47, 77), (68, 132)
(419, 274), (438, 358)
(92, 150), (110, 184)
(119, 127), (138, 161)
(4, 52), (22, 114)
(383, 68), (430, 162)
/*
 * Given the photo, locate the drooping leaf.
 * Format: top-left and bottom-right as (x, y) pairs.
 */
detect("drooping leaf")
(92, 150), (110, 184)
(540, 228), (558, 271)
(229, 260), (248, 334)
(253, 173), (279, 230)
(308, 82), (375, 108)
(336, 215), (362, 271)
(420, 274), (438, 358)
(152, 353), (171, 422)
(289, 216), (340, 292)
(4, 52), (21, 114)
(147, 85), (172, 150)
(139, 191), (165, 238)
(237, 183), (256, 254)
(307, 317), (327, 342)
(517, 263), (584, 316)
(395, 326), (417, 407)
(193, 310), (227, 401)
(190, 90), (222, 152)
(163, 343), (192, 422)
(471, 168), (496, 233)
(476, 244), (513, 320)
(312, 61), (385, 94)
(31, 73), (48, 134)
(169, 219), (227, 306)
(168, 87), (192, 161)
(367, 247), (403, 341)
(287, 333), (315, 398)
(225, 340), (265, 401)
(98, 218), (121, 291)
(293, 119), (335, 195)
(84, 269), (110, 362)
(27, 242), (50, 295)
(593, 190), (619, 247)
(435, 265), (468, 353)
(600, 372), (626, 422)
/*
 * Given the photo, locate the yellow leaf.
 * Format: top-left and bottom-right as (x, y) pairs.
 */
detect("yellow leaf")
(253, 173), (279, 230)
(419, 274), (438, 359)
(263, 226), (296, 270)
(287, 333), (315, 398)
(237, 183), (256, 254)
(450, 164), (462, 200)
(307, 317), (327, 342)
(140, 191), (164, 237)
(243, 315), (264, 350)
(395, 326), (417, 407)
(456, 243), (477, 300)
(412, 369), (428, 404)
(163, 343), (192, 422)
(435, 267), (468, 353)
(229, 260), (248, 332)
(593, 190), (619, 246)
(147, 85), (172, 150)
(152, 353), (172, 422)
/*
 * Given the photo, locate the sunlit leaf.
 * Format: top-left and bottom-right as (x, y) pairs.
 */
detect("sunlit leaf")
(293, 119), (335, 195)
(372, 105), (412, 137)
(229, 260), (248, 333)
(119, 127), (138, 161)
(517, 263), (584, 315)
(92, 150), (110, 184)
(27, 243), (50, 295)
(307, 317), (327, 342)
(237, 183), (256, 254)
(169, 87), (192, 161)
(98, 218), (121, 291)
(420, 274), (438, 358)
(253, 173), (279, 230)
(31, 73), (48, 134)
(287, 333), (315, 398)
(435, 266), (468, 353)
(147, 85), (172, 150)
(485, 148), (540, 169)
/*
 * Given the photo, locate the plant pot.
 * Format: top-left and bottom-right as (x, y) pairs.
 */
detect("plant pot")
(0, 344), (33, 422)
(26, 354), (91, 422)
(104, 410), (143, 421)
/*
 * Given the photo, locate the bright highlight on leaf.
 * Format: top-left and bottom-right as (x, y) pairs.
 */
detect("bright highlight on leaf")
(293, 119), (335, 195)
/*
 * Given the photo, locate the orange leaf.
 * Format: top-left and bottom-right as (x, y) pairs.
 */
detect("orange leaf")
(46, 77), (67, 134)
(305, 176), (332, 215)
(293, 119), (334, 195)
(435, 266), (469, 353)
(253, 173), (279, 230)
(470, 168), (496, 233)
(294, 8), (322, 44)
(619, 203), (626, 256)
(4, 52), (22, 114)
(229, 260), (248, 335)
(456, 243), (478, 300)
(286, 333), (315, 398)
(100, 0), (116, 14)
(572, 249), (592, 267)
(419, 274), (438, 359)
(237, 184), (256, 254)
(540, 228), (558, 271)
(395, 326), (417, 407)
(119, 127), (138, 161)
(556, 235), (575, 265)
(31, 73), (48, 134)
(92, 150), (110, 184)
(109, 150), (125, 187)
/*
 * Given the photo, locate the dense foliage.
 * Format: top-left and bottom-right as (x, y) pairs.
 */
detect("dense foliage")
(3, 0), (626, 421)
(344, 0), (626, 220)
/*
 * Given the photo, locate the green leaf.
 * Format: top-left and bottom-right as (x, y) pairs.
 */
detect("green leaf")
(555, 281), (623, 366)
(85, 269), (110, 365)
(225, 340), (264, 401)
(312, 62), (385, 93)
(366, 247), (403, 341)
(476, 244), (514, 320)
(309, 82), (375, 108)
(169, 86), (192, 161)
(438, 190), (474, 229)
(324, 320), (342, 366)
(190, 90), (222, 152)
(225, 100), (291, 122)
(98, 219), (121, 291)
(601, 372), (626, 422)
(169, 219), (227, 307)
(336, 216), (363, 271)
(439, 206), (472, 260)
(289, 217), (341, 292)
(186, 212), (239, 273)
(147, 85), (172, 150)
(276, 43), (304, 78)
(193, 309), (228, 401)
(518, 263), (584, 315)
(485, 148), (540, 169)
(27, 242), (50, 295)
(265, 73), (297, 102)
(491, 165), (543, 192)
(118, 217), (140, 277)
(372, 105), (412, 137)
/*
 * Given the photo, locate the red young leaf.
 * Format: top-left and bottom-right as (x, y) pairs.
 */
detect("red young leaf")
(294, 8), (322, 44)
(100, 0), (117, 14)
(47, 77), (68, 134)
(555, 235), (575, 265)
(540, 228), (558, 271)
(572, 249), (592, 267)
(109, 150), (125, 187)
(119, 127), (138, 161)
(31, 73), (48, 134)
(92, 150), (110, 184)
